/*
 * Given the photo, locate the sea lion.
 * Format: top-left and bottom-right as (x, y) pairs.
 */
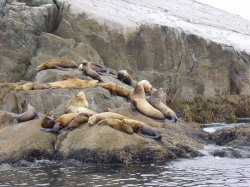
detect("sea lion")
(79, 61), (116, 75)
(88, 112), (128, 126)
(52, 112), (79, 133)
(149, 88), (178, 123)
(97, 82), (132, 99)
(16, 100), (38, 122)
(46, 76), (98, 89)
(36, 59), (78, 72)
(78, 62), (103, 82)
(97, 119), (133, 134)
(15, 82), (49, 91)
(130, 83), (165, 120)
(117, 70), (133, 86)
(41, 113), (56, 128)
(64, 113), (92, 130)
(138, 80), (153, 94)
(121, 119), (162, 140)
(65, 91), (88, 111)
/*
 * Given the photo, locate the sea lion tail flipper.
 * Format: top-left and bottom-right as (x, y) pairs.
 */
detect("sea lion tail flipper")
(137, 132), (162, 140)
(53, 122), (61, 134)
(40, 128), (56, 133)
(55, 66), (70, 71)
(129, 103), (138, 116)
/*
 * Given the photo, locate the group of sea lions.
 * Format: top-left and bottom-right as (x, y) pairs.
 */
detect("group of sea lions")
(13, 58), (178, 140)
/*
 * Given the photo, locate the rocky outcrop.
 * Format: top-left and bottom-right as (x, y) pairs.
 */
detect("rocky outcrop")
(1, 0), (249, 123)
(205, 125), (250, 158)
(0, 108), (205, 165)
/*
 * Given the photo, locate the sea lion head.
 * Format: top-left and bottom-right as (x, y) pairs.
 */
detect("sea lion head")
(132, 83), (145, 98)
(20, 100), (28, 109)
(76, 91), (86, 99)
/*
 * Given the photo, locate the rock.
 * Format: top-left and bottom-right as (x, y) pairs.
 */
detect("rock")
(0, 0), (58, 82)
(0, 110), (17, 128)
(0, 105), (206, 165)
(2, 86), (127, 116)
(25, 32), (104, 81)
(207, 125), (250, 158)
(0, 119), (56, 163)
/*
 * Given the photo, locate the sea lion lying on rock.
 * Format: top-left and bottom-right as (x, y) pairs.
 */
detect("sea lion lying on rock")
(97, 82), (132, 99)
(149, 88), (178, 123)
(78, 61), (103, 82)
(122, 119), (162, 140)
(46, 76), (98, 89)
(15, 82), (49, 91)
(117, 70), (133, 86)
(97, 119), (134, 134)
(88, 112), (128, 126)
(36, 59), (78, 72)
(15, 100), (38, 122)
(79, 61), (115, 75)
(130, 83), (165, 120)
(63, 113), (92, 130)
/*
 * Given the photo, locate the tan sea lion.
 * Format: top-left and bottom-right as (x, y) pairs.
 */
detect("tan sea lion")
(52, 112), (79, 133)
(149, 88), (178, 123)
(97, 119), (133, 134)
(64, 113), (92, 130)
(138, 80), (153, 94)
(15, 82), (50, 91)
(46, 76), (98, 89)
(65, 91), (88, 111)
(78, 62), (103, 82)
(130, 83), (165, 120)
(122, 119), (162, 140)
(16, 100), (38, 122)
(97, 82), (132, 99)
(88, 112), (128, 126)
(36, 59), (78, 72)
(117, 70), (133, 86)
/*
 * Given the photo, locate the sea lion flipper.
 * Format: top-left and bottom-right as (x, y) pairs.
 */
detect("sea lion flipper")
(40, 128), (56, 133)
(54, 66), (69, 71)
(129, 103), (138, 116)
(137, 132), (162, 140)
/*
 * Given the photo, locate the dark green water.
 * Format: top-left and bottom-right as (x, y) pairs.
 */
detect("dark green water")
(0, 155), (249, 186)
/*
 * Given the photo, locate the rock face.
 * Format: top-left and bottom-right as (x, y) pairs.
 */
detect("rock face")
(1, 0), (249, 123)
(0, 0), (250, 165)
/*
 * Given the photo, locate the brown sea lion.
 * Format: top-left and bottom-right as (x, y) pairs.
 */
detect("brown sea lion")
(117, 70), (133, 86)
(130, 83), (165, 120)
(15, 82), (50, 91)
(52, 112), (79, 133)
(97, 82), (132, 99)
(41, 113), (56, 128)
(149, 88), (178, 123)
(16, 100), (38, 122)
(122, 119), (162, 140)
(138, 80), (153, 94)
(36, 59), (78, 72)
(64, 113), (92, 130)
(46, 76), (98, 89)
(88, 112), (128, 126)
(78, 62), (103, 82)
(97, 119), (133, 134)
